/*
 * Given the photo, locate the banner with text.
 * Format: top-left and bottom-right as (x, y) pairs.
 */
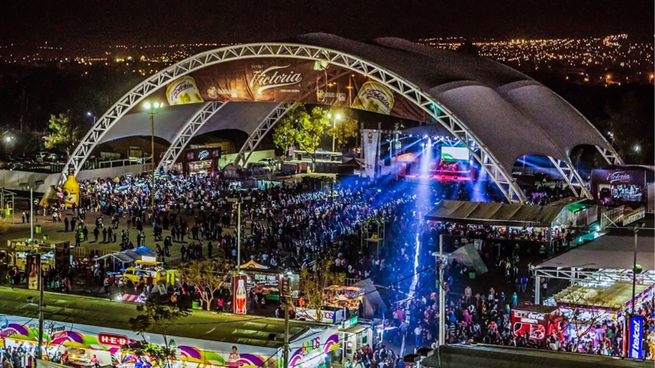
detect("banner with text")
(362, 129), (380, 179)
(152, 59), (426, 121)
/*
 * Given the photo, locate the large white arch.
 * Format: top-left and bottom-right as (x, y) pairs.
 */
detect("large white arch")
(64, 43), (534, 202)
(233, 103), (297, 167)
(156, 101), (227, 173)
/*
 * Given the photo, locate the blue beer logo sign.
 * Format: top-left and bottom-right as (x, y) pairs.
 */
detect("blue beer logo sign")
(198, 150), (210, 160)
(629, 316), (643, 359)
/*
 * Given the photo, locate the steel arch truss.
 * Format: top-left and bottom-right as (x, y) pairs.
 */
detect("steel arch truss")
(62, 42), (526, 202)
(234, 103), (297, 167)
(597, 146), (624, 166)
(548, 157), (593, 199)
(156, 101), (227, 173)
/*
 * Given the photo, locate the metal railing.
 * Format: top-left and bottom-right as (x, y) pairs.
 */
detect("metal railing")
(599, 205), (625, 229)
(72, 247), (118, 259)
(51, 157), (151, 173)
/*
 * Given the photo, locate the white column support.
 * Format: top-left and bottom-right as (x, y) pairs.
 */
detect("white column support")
(548, 156), (593, 199)
(534, 274), (541, 305)
(61, 42), (529, 202)
(156, 101), (228, 173)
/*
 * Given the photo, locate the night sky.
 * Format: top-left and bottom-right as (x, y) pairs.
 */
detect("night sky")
(1, 0), (652, 45)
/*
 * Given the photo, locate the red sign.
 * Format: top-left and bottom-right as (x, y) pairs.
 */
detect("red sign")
(98, 333), (130, 347)
(233, 274), (248, 315)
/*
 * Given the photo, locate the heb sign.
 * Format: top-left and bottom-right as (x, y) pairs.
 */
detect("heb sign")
(98, 333), (130, 347)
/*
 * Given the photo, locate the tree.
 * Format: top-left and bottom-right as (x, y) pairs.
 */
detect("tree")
(272, 105), (331, 163)
(326, 109), (359, 152)
(177, 257), (232, 311)
(298, 259), (345, 313)
(123, 297), (190, 368)
(44, 111), (85, 159)
(295, 106), (331, 160)
(272, 106), (303, 159)
(599, 91), (654, 165)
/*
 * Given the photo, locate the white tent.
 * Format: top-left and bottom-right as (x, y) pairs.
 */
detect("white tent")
(449, 244), (489, 275)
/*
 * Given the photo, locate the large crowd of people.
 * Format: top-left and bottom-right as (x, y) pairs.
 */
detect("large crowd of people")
(8, 169), (649, 368)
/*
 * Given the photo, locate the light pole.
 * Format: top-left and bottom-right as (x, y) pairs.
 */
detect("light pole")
(86, 111), (97, 125)
(20, 180), (44, 242)
(328, 112), (342, 152)
(143, 101), (162, 215)
(624, 223), (642, 357)
(227, 196), (251, 270)
(438, 234), (446, 346)
(632, 224), (639, 315)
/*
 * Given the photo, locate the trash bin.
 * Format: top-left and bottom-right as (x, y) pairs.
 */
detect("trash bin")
(35, 225), (42, 234)
(192, 301), (199, 309)
(43, 235), (49, 241)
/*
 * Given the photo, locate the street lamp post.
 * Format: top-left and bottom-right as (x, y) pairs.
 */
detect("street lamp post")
(625, 223), (643, 358)
(19, 179), (44, 359)
(227, 196), (251, 270)
(86, 112), (97, 125)
(328, 112), (342, 152)
(20, 180), (44, 242)
(143, 101), (162, 215)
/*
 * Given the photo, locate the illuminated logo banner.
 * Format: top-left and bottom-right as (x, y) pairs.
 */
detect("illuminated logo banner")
(156, 59), (426, 121)
(629, 316), (643, 359)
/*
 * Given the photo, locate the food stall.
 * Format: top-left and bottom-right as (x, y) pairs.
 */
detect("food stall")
(554, 282), (654, 353)
(323, 286), (364, 311)
(240, 260), (299, 302)
(1, 239), (71, 274)
(510, 305), (561, 342)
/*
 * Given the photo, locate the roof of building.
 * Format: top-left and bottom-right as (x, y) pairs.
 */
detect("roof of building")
(421, 344), (651, 368)
(554, 282), (651, 310)
(535, 217), (655, 271)
(93, 33), (613, 175)
(0, 287), (320, 349)
(424, 199), (585, 227)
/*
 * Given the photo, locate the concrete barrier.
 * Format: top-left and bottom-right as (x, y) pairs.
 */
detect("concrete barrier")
(0, 164), (148, 193)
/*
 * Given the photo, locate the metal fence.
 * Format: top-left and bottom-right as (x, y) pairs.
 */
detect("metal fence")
(599, 205), (625, 229)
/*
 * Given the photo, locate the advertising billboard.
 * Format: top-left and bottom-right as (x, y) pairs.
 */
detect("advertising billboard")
(441, 146), (469, 162)
(0, 314), (280, 368)
(152, 58), (427, 121)
(590, 169), (647, 205)
(26, 255), (41, 290)
(629, 316), (643, 359)
(233, 274), (248, 315)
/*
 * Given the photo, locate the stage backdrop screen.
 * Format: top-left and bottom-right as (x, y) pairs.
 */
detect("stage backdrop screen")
(441, 146), (469, 162)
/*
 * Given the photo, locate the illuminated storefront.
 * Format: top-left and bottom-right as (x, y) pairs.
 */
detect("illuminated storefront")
(181, 148), (221, 176)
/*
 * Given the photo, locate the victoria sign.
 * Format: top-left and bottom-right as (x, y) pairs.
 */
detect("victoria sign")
(153, 58), (426, 122)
